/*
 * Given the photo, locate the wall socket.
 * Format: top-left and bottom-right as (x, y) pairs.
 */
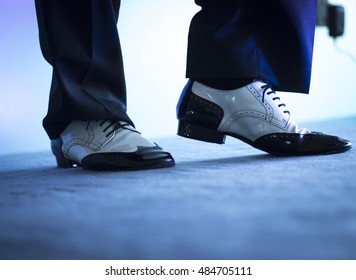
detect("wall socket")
(317, 0), (345, 37)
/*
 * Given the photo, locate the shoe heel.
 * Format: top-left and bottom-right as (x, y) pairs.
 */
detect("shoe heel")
(178, 122), (226, 144)
(55, 156), (78, 169)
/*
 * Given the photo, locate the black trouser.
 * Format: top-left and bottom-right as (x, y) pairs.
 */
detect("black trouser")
(35, 0), (317, 139)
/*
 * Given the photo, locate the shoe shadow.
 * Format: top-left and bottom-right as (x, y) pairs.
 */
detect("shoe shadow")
(175, 153), (273, 169)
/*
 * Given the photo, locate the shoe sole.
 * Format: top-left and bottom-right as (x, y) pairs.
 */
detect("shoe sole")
(177, 121), (352, 156)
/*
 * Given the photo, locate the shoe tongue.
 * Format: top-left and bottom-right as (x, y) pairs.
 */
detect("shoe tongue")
(118, 121), (130, 126)
(253, 76), (269, 84)
(252, 79), (268, 89)
(298, 128), (311, 134)
(118, 121), (140, 134)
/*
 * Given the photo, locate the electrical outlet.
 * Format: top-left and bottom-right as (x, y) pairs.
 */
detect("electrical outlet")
(328, 5), (345, 37)
(317, 0), (345, 37)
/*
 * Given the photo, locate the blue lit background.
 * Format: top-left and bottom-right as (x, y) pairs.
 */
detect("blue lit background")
(0, 0), (355, 155)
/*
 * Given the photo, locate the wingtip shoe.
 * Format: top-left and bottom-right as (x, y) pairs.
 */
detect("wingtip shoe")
(51, 120), (175, 171)
(177, 80), (352, 156)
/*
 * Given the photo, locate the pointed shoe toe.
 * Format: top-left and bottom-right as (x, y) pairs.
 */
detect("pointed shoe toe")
(252, 132), (352, 156)
(81, 146), (175, 171)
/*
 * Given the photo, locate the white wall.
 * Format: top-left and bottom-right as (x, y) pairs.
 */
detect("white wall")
(0, 0), (355, 155)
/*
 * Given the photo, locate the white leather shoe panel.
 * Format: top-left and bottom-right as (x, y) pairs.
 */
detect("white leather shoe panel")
(101, 128), (156, 153)
(191, 81), (299, 141)
(60, 120), (156, 163)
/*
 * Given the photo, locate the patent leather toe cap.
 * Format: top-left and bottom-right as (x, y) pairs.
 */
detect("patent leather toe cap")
(81, 146), (175, 171)
(252, 132), (352, 156)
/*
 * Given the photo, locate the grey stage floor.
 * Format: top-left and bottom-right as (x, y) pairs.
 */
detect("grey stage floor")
(1, 117), (356, 260)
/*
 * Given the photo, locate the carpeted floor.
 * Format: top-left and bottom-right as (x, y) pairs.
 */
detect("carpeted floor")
(0, 117), (355, 260)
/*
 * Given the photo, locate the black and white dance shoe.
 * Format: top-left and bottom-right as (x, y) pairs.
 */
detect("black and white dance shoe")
(51, 120), (175, 170)
(177, 80), (352, 156)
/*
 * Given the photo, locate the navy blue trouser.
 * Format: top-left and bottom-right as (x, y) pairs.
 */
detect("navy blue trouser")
(35, 0), (317, 139)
